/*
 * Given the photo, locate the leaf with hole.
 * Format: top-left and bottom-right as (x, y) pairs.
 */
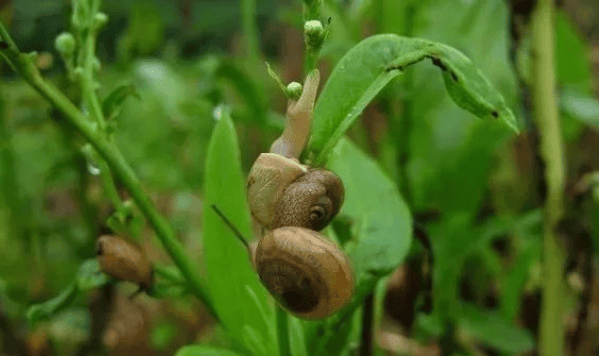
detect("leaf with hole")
(309, 34), (518, 164)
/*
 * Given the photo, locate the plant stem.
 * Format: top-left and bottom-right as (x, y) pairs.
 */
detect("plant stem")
(241, 0), (259, 64)
(80, 26), (105, 131)
(0, 20), (218, 321)
(276, 305), (291, 356)
(97, 159), (127, 215)
(531, 1), (566, 355)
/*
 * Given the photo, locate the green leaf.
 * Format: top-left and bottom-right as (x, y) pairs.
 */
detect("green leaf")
(175, 345), (244, 356)
(202, 108), (275, 355)
(26, 282), (78, 326)
(148, 264), (189, 298)
(306, 138), (413, 353)
(101, 83), (140, 121)
(309, 34), (518, 164)
(459, 303), (535, 353)
(555, 11), (591, 89)
(328, 137), (412, 282)
(561, 90), (599, 132)
(76, 259), (110, 291)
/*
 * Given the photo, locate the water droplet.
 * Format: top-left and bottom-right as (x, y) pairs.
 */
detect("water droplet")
(212, 105), (223, 121)
(87, 162), (101, 175)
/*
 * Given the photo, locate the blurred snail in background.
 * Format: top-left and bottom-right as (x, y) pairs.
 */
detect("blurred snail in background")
(96, 235), (154, 296)
(215, 69), (355, 319)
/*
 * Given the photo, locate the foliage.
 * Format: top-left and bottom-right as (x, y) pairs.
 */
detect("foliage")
(0, 0), (598, 355)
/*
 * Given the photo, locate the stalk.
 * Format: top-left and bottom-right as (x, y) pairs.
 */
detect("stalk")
(241, 0), (259, 64)
(530, 0), (566, 355)
(0, 20), (218, 320)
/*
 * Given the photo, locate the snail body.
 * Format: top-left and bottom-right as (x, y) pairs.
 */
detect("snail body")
(247, 153), (344, 231)
(96, 235), (153, 291)
(247, 153), (307, 228)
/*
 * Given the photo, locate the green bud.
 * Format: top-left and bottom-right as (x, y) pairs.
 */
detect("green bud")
(93, 12), (108, 30)
(55, 33), (76, 58)
(73, 67), (84, 79)
(286, 82), (303, 100)
(304, 20), (325, 51)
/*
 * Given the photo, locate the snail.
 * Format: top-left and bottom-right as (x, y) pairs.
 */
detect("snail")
(214, 68), (354, 319)
(212, 206), (354, 319)
(255, 226), (354, 319)
(247, 69), (344, 231)
(96, 235), (153, 295)
(247, 153), (344, 231)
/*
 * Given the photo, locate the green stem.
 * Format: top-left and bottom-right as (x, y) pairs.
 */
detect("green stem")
(0, 20), (17, 50)
(241, 0), (259, 64)
(0, 20), (218, 321)
(276, 305), (291, 356)
(531, 1), (566, 355)
(97, 159), (127, 215)
(80, 28), (105, 130)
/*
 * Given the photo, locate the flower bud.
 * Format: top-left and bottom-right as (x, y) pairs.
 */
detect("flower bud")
(93, 12), (109, 30)
(55, 33), (76, 59)
(286, 82), (303, 100)
(304, 20), (325, 51)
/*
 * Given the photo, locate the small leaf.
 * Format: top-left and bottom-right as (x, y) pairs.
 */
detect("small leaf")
(26, 283), (78, 326)
(175, 345), (244, 356)
(555, 11), (591, 89)
(459, 303), (535, 353)
(150, 264), (189, 299)
(309, 34), (518, 164)
(561, 90), (599, 132)
(101, 83), (140, 121)
(77, 259), (110, 291)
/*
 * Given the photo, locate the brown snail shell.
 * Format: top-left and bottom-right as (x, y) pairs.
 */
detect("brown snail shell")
(253, 226), (354, 319)
(247, 153), (307, 228)
(273, 168), (344, 231)
(96, 235), (153, 290)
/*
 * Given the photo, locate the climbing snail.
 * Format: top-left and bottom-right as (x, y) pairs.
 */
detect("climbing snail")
(215, 68), (354, 319)
(96, 235), (154, 293)
(247, 153), (344, 231)
(247, 164), (352, 319)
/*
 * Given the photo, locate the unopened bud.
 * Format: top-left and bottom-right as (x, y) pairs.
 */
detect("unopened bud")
(55, 33), (76, 58)
(304, 20), (325, 51)
(93, 13), (108, 30)
(286, 82), (303, 100)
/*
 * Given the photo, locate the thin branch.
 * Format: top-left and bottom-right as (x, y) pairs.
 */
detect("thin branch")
(0, 19), (218, 321)
(531, 0), (567, 355)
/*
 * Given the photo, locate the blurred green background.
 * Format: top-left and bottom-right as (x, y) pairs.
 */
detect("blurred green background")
(1, 0), (599, 355)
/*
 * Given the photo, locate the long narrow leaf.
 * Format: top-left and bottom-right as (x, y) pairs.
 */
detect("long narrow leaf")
(202, 108), (275, 355)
